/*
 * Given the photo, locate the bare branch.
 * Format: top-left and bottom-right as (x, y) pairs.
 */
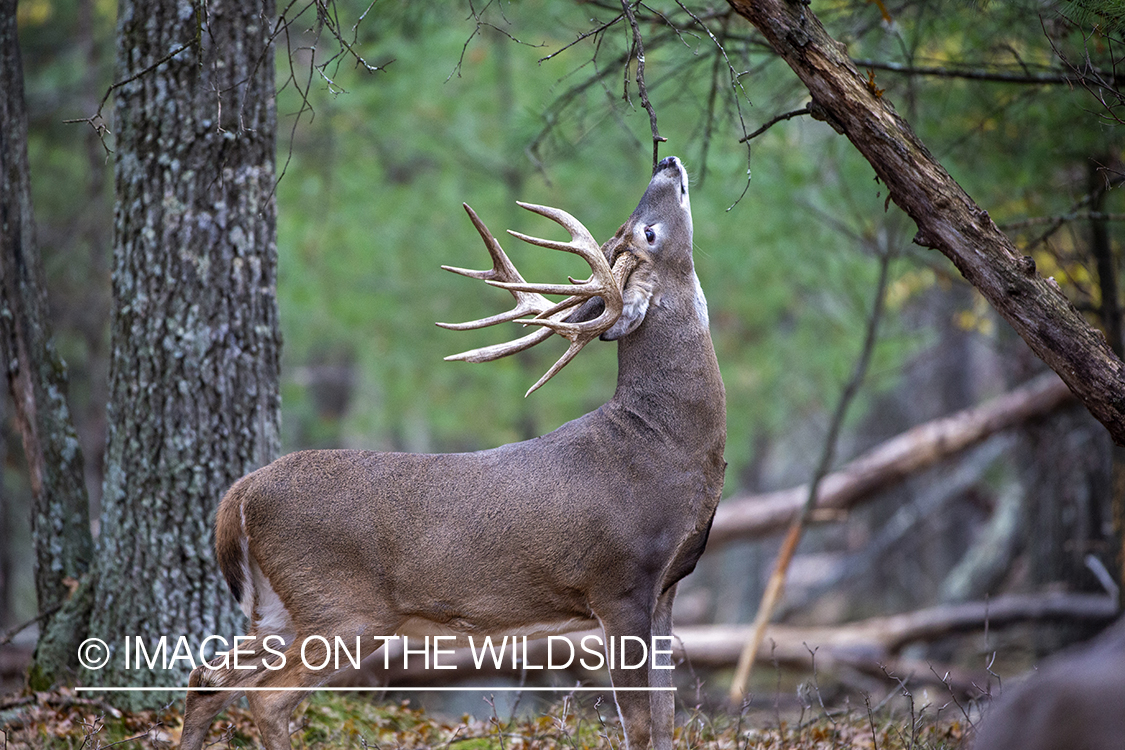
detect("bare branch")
(621, 0), (667, 169)
(739, 104), (811, 142)
(852, 57), (1080, 84)
(1044, 17), (1125, 125)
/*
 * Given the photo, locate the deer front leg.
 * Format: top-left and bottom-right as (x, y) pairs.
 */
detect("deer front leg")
(648, 585), (676, 750)
(598, 606), (655, 750)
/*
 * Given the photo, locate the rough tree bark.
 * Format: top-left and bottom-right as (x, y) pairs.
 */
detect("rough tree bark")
(727, 0), (1125, 445)
(709, 372), (1074, 545)
(86, 0), (281, 705)
(0, 0), (96, 688)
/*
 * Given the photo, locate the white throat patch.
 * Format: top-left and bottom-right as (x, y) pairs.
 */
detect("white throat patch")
(692, 272), (710, 328)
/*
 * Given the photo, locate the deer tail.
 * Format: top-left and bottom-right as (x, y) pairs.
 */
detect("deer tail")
(215, 479), (253, 618)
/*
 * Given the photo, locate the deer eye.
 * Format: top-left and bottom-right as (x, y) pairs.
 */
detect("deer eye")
(644, 227), (656, 244)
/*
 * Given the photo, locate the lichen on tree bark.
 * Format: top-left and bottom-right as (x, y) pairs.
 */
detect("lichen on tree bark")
(87, 0), (281, 707)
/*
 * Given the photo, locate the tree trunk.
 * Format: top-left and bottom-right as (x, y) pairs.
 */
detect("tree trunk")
(87, 0), (281, 706)
(0, 0), (95, 687)
(0, 393), (8, 629)
(726, 0), (1125, 445)
(1088, 160), (1125, 599)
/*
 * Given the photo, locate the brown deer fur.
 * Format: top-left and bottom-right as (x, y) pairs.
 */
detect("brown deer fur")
(179, 157), (726, 750)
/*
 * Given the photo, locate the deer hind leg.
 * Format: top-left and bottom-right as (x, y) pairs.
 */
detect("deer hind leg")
(180, 670), (239, 750)
(596, 604), (655, 750)
(179, 632), (285, 750)
(243, 627), (396, 750)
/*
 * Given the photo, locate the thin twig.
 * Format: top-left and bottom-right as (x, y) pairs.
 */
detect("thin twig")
(739, 105), (811, 142)
(450, 0), (546, 81)
(0, 603), (62, 647)
(1020, 174), (1125, 252)
(539, 13), (625, 63)
(62, 32), (199, 154)
(1000, 211), (1125, 230)
(671, 1), (755, 206)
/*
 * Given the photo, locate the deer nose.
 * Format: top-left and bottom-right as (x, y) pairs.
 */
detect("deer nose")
(655, 156), (680, 174)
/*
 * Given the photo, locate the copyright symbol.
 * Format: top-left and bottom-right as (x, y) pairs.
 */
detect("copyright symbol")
(78, 638), (110, 670)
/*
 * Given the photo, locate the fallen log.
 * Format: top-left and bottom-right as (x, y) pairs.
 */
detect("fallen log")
(709, 372), (1074, 546)
(674, 591), (1118, 667)
(332, 591), (1115, 692)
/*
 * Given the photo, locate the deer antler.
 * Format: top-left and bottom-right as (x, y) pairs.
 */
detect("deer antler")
(438, 202), (639, 396)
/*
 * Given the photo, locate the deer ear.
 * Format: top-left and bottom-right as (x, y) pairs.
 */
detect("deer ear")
(601, 268), (654, 340)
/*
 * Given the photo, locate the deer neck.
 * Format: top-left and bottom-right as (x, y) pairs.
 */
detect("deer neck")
(609, 270), (726, 449)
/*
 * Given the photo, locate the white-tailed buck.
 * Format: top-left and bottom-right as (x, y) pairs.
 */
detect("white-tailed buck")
(180, 157), (726, 750)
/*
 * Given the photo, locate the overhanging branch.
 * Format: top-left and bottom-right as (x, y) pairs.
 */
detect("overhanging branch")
(726, 0), (1125, 445)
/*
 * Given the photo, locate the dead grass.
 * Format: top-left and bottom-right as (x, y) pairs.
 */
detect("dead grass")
(0, 686), (969, 750)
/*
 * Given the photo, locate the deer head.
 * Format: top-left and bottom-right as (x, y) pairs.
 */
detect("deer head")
(438, 156), (700, 395)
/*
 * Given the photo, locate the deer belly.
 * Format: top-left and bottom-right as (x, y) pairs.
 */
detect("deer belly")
(395, 615), (599, 648)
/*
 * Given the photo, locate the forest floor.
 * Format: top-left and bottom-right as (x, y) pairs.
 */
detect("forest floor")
(0, 688), (970, 749)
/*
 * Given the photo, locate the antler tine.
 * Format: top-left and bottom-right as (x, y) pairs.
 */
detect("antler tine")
(512, 202), (600, 254)
(524, 338), (588, 396)
(443, 327), (554, 363)
(439, 201), (638, 395)
(486, 201), (608, 297)
(436, 204), (553, 333)
(453, 203), (524, 281)
(507, 254), (637, 396)
(499, 202), (635, 395)
(485, 201), (626, 336)
(520, 252), (637, 339)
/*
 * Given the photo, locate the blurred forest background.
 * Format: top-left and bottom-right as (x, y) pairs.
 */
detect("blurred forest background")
(2, 0), (1124, 707)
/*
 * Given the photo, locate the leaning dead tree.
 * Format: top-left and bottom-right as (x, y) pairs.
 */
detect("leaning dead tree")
(725, 0), (1125, 445)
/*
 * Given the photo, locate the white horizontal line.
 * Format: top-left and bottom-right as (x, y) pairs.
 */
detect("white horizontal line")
(75, 686), (675, 693)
